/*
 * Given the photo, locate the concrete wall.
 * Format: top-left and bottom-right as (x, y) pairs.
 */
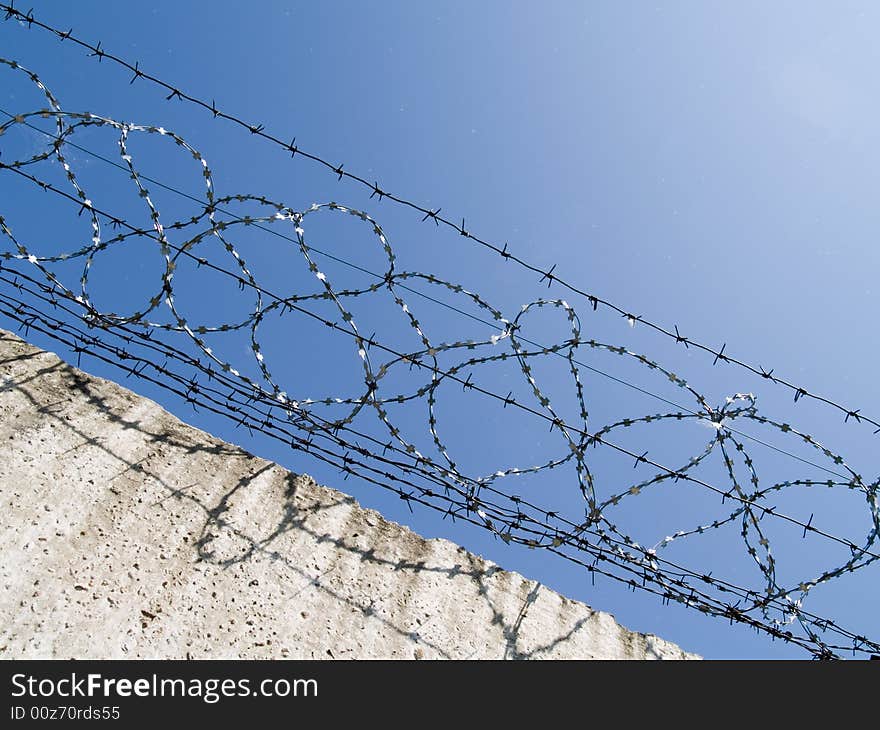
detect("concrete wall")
(0, 329), (697, 659)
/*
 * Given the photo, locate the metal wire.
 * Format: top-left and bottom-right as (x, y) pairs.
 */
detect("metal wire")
(0, 106), (853, 484)
(2, 1), (879, 437)
(0, 52), (878, 659)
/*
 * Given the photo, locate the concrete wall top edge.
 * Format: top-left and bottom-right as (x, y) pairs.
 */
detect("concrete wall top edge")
(0, 328), (698, 660)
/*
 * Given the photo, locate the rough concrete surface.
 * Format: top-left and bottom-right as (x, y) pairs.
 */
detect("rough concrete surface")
(0, 329), (697, 659)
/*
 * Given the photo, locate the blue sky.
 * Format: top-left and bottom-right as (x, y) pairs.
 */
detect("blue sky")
(1, 1), (878, 658)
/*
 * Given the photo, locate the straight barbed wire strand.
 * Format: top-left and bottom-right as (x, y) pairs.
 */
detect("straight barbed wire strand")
(1, 57), (878, 658)
(2, 2), (878, 435)
(1, 277), (875, 658)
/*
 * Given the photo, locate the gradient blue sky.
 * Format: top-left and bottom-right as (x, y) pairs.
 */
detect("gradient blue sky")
(2, 1), (878, 659)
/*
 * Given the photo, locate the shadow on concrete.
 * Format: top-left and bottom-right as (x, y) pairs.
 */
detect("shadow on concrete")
(1, 331), (620, 660)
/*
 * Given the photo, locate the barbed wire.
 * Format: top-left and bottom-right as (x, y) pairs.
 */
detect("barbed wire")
(0, 105), (856, 486)
(3, 271), (877, 659)
(2, 1), (879, 438)
(1, 55), (878, 659)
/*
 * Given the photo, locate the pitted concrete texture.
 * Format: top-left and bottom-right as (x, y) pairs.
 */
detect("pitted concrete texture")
(0, 329), (697, 659)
